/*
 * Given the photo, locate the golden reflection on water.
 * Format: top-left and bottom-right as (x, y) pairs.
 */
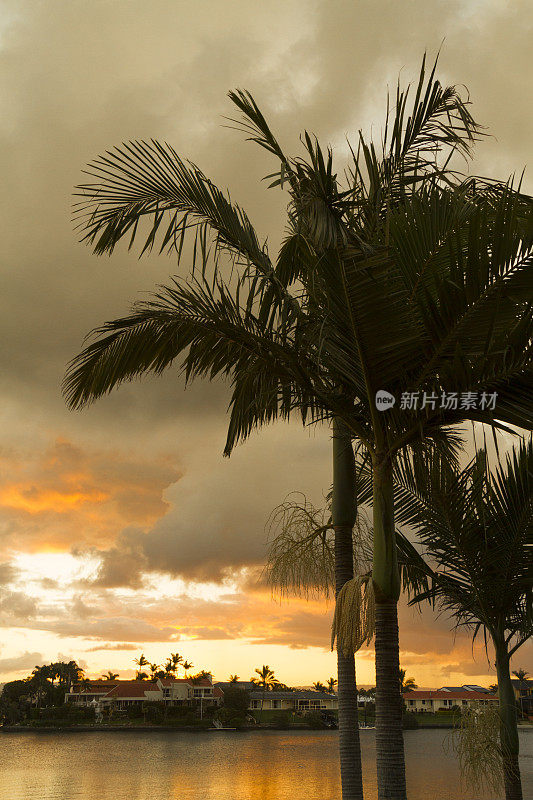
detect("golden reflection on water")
(0, 729), (531, 800)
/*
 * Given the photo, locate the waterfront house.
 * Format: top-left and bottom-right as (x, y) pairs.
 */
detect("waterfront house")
(213, 681), (338, 713)
(65, 675), (222, 710)
(248, 689), (338, 713)
(403, 688), (498, 712)
(510, 678), (533, 718)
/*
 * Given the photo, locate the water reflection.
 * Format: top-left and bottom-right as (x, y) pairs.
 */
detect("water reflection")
(0, 729), (531, 800)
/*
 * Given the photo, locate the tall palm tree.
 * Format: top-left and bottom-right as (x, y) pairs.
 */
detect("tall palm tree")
(182, 661), (194, 678)
(327, 677), (338, 694)
(66, 661), (84, 692)
(313, 681), (327, 692)
(101, 671), (119, 681)
(251, 666), (278, 690)
(134, 654), (148, 672)
(169, 653), (184, 677)
(228, 674), (240, 684)
(164, 658), (174, 676)
(148, 663), (160, 680)
(251, 665), (278, 719)
(394, 440), (533, 800)
(64, 57), (533, 799)
(30, 665), (50, 709)
(511, 669), (530, 719)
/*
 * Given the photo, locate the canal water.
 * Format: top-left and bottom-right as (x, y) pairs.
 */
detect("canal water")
(0, 728), (531, 799)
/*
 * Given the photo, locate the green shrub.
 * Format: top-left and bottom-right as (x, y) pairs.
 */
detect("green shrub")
(143, 701), (165, 724)
(305, 711), (326, 729)
(273, 710), (293, 728)
(166, 704), (193, 719)
(402, 711), (419, 729)
(222, 687), (250, 715)
(125, 704), (144, 719)
(37, 703), (95, 725)
(227, 713), (249, 727)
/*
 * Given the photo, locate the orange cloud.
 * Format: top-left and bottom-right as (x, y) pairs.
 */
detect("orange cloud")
(0, 438), (180, 553)
(0, 486), (109, 514)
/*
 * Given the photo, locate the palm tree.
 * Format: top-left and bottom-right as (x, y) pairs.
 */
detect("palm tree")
(134, 654), (148, 672)
(182, 661), (193, 678)
(164, 658), (174, 676)
(395, 441), (533, 800)
(228, 674), (240, 684)
(30, 666), (50, 709)
(64, 57), (533, 799)
(101, 671), (119, 681)
(399, 669), (418, 693)
(327, 677), (338, 694)
(313, 681), (327, 692)
(251, 665), (278, 719)
(512, 669), (529, 719)
(193, 670), (212, 680)
(169, 653), (184, 677)
(66, 661), (84, 691)
(148, 663), (160, 680)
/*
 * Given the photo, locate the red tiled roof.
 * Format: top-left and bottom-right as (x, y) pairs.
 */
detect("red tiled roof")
(213, 686), (223, 698)
(403, 690), (497, 701)
(105, 682), (159, 698)
(72, 681), (119, 692)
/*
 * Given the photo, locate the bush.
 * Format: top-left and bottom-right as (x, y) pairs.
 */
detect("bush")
(125, 704), (144, 719)
(227, 713), (249, 727)
(305, 711), (326, 729)
(166, 704), (193, 719)
(273, 710), (293, 729)
(402, 711), (419, 729)
(1, 680), (33, 704)
(143, 701), (165, 724)
(166, 705), (196, 726)
(222, 687), (250, 715)
(29, 703), (96, 727)
(0, 699), (29, 724)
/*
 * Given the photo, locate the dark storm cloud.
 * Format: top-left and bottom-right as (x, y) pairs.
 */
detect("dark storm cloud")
(82, 426), (332, 585)
(2, 0), (531, 446)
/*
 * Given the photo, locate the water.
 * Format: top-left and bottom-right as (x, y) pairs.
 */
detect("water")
(0, 728), (531, 800)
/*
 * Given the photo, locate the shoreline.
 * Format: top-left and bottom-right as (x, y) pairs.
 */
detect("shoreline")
(0, 724), (451, 733)
(2, 722), (531, 734)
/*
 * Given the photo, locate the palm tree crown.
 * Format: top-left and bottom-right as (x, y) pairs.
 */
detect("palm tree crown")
(251, 665), (278, 691)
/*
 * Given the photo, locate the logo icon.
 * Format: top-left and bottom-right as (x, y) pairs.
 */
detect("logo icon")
(375, 390), (395, 411)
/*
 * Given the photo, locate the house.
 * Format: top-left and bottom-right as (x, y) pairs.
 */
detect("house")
(213, 681), (338, 714)
(65, 676), (222, 710)
(439, 684), (492, 694)
(511, 678), (533, 717)
(248, 690), (338, 713)
(403, 689), (498, 712)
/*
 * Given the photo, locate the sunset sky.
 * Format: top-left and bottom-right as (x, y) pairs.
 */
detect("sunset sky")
(1, 0), (531, 688)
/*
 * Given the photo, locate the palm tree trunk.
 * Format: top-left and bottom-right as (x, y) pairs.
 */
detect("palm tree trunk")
(495, 642), (523, 800)
(372, 453), (406, 800)
(332, 418), (364, 800)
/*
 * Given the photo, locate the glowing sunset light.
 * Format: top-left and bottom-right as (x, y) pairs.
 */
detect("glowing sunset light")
(0, 485), (109, 514)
